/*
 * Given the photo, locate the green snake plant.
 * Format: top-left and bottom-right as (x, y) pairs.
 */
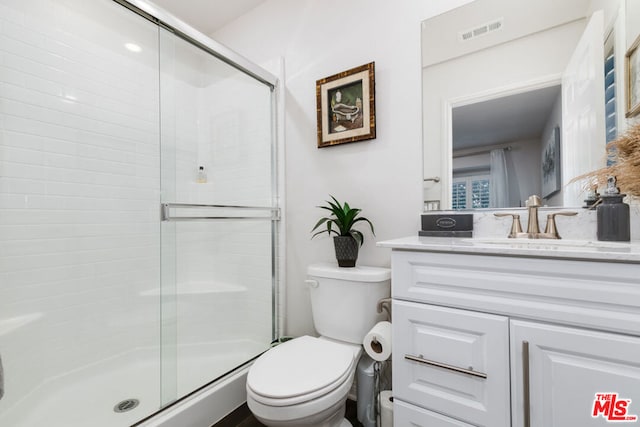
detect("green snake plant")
(311, 195), (375, 246)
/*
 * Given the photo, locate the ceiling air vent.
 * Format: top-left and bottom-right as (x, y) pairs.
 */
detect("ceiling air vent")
(459, 18), (503, 42)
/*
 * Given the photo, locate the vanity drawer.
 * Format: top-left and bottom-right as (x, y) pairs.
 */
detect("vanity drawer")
(393, 300), (510, 427)
(391, 250), (640, 336)
(394, 399), (475, 427)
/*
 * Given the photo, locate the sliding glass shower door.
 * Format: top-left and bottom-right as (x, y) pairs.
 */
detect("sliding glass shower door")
(0, 0), (278, 424)
(158, 28), (276, 404)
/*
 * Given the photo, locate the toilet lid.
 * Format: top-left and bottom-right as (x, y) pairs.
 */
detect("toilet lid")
(247, 336), (355, 401)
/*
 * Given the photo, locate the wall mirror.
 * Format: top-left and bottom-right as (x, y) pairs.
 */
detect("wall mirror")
(421, 0), (627, 210)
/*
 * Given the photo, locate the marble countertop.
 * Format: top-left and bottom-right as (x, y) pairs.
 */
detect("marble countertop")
(377, 235), (640, 263)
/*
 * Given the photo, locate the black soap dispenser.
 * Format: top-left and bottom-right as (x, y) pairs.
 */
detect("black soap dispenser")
(597, 176), (630, 241)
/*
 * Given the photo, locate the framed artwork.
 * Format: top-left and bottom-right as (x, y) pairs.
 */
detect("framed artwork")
(626, 34), (640, 118)
(316, 62), (376, 148)
(541, 126), (561, 199)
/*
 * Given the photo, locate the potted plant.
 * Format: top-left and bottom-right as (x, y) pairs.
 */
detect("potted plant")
(311, 195), (375, 267)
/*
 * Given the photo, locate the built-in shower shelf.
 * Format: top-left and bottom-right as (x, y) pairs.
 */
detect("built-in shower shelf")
(140, 281), (247, 296)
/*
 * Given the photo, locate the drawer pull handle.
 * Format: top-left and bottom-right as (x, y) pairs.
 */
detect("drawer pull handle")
(404, 354), (487, 379)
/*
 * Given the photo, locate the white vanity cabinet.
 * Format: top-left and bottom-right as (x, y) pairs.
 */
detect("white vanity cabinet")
(383, 240), (640, 427)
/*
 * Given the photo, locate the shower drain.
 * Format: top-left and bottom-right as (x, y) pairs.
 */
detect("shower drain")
(114, 399), (140, 413)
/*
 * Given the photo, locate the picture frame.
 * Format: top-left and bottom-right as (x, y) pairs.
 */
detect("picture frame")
(316, 62), (376, 148)
(625, 34), (640, 118)
(541, 126), (561, 199)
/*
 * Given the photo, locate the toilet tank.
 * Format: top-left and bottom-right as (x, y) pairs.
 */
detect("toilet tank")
(307, 263), (391, 344)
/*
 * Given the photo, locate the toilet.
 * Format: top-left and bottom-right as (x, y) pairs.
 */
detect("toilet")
(246, 263), (391, 427)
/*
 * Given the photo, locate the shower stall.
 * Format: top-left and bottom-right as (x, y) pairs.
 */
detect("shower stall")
(0, 0), (280, 425)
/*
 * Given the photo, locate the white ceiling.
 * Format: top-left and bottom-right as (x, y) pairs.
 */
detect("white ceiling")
(150, 0), (265, 35)
(452, 85), (562, 150)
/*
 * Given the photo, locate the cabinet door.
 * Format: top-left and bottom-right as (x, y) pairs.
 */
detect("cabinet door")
(393, 300), (510, 426)
(511, 320), (640, 427)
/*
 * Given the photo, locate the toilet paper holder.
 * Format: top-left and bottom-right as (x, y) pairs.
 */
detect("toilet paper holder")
(370, 298), (392, 349)
(376, 298), (391, 320)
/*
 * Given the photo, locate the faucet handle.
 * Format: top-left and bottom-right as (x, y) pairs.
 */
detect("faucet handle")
(543, 211), (577, 239)
(494, 213), (523, 238)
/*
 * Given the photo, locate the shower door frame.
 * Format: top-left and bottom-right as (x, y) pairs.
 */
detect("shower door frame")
(114, 0), (278, 88)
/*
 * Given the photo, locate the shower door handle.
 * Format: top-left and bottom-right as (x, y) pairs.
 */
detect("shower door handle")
(161, 203), (280, 221)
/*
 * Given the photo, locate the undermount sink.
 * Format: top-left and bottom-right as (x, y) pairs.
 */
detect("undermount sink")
(463, 238), (632, 250)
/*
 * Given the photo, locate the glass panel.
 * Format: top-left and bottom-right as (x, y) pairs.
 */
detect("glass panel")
(159, 29), (274, 403)
(159, 30), (273, 208)
(604, 50), (616, 167)
(453, 177), (490, 210)
(604, 52), (616, 144)
(471, 179), (490, 209)
(173, 219), (272, 396)
(0, 0), (161, 426)
(452, 181), (467, 210)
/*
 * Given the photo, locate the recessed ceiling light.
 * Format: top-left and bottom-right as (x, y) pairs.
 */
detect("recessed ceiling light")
(125, 42), (142, 53)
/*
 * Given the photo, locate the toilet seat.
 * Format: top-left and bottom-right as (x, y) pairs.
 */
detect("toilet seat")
(247, 369), (355, 424)
(247, 336), (357, 406)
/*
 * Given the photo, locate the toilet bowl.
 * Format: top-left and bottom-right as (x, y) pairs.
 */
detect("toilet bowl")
(246, 263), (391, 427)
(247, 336), (360, 426)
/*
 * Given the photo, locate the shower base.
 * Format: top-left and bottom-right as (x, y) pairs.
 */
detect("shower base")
(0, 340), (265, 427)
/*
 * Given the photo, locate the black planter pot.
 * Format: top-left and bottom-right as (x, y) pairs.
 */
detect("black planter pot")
(333, 236), (359, 267)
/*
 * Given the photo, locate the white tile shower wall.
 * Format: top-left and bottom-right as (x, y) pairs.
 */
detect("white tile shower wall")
(0, 0), (161, 419)
(170, 77), (271, 206)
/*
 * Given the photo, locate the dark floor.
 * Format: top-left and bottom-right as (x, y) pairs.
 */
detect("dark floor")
(213, 399), (362, 427)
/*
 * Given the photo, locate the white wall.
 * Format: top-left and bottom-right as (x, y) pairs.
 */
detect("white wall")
(510, 139), (543, 206)
(213, 0), (474, 337)
(627, 0), (640, 49)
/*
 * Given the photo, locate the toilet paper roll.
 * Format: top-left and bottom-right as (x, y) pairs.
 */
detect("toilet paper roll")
(380, 390), (394, 427)
(363, 321), (392, 361)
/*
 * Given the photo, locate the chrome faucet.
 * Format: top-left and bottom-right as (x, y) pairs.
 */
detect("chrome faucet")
(495, 195), (577, 239)
(525, 195), (542, 235)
